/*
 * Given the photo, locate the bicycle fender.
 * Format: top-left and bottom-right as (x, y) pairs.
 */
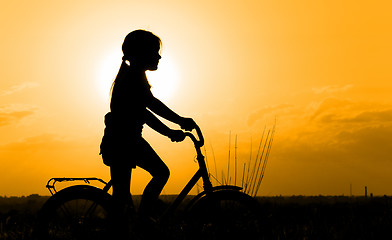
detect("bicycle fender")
(184, 185), (243, 212)
(40, 185), (112, 214)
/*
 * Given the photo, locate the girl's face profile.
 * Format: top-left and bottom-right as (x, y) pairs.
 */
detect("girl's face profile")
(123, 30), (162, 71)
(141, 47), (161, 71)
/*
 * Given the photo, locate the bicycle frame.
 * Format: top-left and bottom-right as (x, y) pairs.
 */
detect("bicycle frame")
(162, 129), (212, 217)
(44, 125), (239, 218)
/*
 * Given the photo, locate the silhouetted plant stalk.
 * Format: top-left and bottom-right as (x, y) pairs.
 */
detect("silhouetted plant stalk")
(210, 144), (218, 182)
(246, 126), (266, 193)
(202, 122), (276, 196)
(254, 125), (275, 196)
(244, 140), (252, 192)
(249, 129), (270, 196)
(234, 135), (238, 186)
(227, 131), (231, 185)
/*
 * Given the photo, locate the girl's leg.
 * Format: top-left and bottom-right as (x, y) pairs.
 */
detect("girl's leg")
(111, 165), (132, 210)
(110, 164), (132, 238)
(136, 139), (170, 216)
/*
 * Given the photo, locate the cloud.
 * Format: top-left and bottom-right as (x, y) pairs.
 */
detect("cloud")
(247, 104), (293, 126)
(0, 133), (100, 195)
(312, 84), (353, 94)
(268, 122), (392, 195)
(309, 98), (353, 121)
(343, 110), (392, 123)
(259, 95), (392, 163)
(309, 98), (392, 126)
(0, 133), (71, 151)
(316, 110), (392, 126)
(0, 82), (39, 96)
(243, 89), (392, 194)
(0, 134), (67, 172)
(0, 106), (35, 127)
(0, 133), (98, 169)
(276, 123), (392, 163)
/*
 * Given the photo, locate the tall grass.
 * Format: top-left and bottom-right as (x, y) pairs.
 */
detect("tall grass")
(204, 122), (276, 197)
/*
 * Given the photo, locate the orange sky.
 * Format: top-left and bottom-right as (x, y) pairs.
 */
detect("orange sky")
(1, 0), (392, 196)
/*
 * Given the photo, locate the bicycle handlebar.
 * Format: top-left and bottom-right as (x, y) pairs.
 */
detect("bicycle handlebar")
(184, 124), (204, 148)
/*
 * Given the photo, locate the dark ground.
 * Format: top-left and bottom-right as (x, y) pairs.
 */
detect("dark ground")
(257, 195), (392, 239)
(1, 194), (392, 239)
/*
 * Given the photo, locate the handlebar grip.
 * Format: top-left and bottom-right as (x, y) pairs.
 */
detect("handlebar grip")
(194, 125), (204, 147)
(184, 124), (204, 148)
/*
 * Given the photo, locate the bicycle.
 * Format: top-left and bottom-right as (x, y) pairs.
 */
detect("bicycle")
(35, 126), (263, 240)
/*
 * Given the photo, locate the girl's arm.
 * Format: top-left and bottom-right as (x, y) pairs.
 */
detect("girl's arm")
(147, 96), (196, 130)
(144, 109), (185, 142)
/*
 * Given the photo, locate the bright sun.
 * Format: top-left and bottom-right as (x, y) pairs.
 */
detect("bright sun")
(98, 49), (179, 104)
(147, 54), (178, 102)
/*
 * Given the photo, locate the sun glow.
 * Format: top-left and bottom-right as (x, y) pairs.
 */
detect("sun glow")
(97, 51), (178, 104)
(147, 54), (179, 103)
(97, 49), (122, 103)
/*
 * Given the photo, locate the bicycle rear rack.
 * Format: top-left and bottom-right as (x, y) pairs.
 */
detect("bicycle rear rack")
(46, 177), (108, 195)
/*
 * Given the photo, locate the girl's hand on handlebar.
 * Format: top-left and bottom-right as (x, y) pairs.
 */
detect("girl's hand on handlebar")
(168, 129), (186, 142)
(179, 117), (196, 131)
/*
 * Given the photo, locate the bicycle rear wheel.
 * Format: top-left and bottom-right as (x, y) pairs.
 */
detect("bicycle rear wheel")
(185, 189), (263, 240)
(35, 185), (112, 240)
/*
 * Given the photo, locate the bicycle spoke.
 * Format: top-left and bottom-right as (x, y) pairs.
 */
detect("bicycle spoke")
(42, 197), (109, 240)
(186, 191), (263, 240)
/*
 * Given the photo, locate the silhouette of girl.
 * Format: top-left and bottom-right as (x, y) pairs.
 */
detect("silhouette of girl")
(100, 30), (196, 223)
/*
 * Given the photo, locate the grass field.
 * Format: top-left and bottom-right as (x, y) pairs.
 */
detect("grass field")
(1, 194), (391, 239)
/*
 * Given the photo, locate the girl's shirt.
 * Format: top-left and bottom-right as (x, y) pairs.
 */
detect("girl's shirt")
(109, 67), (153, 136)
(100, 66), (153, 166)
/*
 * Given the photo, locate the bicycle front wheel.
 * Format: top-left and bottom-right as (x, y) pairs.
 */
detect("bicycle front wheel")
(35, 185), (112, 240)
(185, 189), (263, 240)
